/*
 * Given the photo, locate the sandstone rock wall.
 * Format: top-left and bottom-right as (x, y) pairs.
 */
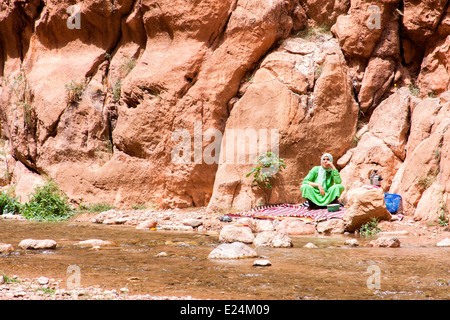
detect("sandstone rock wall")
(1, 0), (449, 222)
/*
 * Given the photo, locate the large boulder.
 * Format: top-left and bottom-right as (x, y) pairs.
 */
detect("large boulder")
(402, 0), (449, 45)
(343, 186), (392, 232)
(219, 225), (255, 244)
(368, 236), (401, 248)
(316, 219), (345, 234)
(253, 231), (293, 247)
(275, 219), (316, 235)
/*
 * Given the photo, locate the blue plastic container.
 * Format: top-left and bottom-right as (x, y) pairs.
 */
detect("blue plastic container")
(384, 193), (401, 213)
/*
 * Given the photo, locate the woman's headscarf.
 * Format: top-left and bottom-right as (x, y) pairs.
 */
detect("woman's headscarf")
(317, 153), (333, 191)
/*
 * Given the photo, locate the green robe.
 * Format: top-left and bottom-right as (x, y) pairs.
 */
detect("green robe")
(301, 166), (344, 206)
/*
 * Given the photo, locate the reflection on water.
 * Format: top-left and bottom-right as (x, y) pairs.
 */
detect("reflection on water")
(0, 219), (449, 299)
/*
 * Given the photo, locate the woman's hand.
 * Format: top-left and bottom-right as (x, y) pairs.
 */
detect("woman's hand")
(318, 185), (325, 196)
(308, 182), (326, 195)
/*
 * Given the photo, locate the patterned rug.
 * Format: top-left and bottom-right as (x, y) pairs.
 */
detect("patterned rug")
(229, 203), (345, 222)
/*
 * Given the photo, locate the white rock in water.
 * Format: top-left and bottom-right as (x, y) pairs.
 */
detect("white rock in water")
(253, 259), (272, 267)
(182, 218), (203, 228)
(19, 239), (57, 250)
(136, 219), (157, 229)
(102, 219), (116, 225)
(114, 218), (129, 224)
(75, 239), (112, 247)
(37, 277), (49, 285)
(303, 242), (318, 248)
(161, 225), (194, 232)
(344, 239), (360, 247)
(208, 242), (258, 259)
(156, 251), (167, 257)
(252, 219), (275, 232)
(0, 243), (14, 253)
(436, 238), (450, 247)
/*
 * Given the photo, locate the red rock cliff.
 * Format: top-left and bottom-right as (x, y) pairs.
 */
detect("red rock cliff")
(0, 0), (449, 222)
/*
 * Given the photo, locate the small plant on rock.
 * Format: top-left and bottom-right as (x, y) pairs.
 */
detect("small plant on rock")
(119, 57), (136, 76)
(1, 273), (20, 283)
(10, 71), (36, 131)
(359, 218), (381, 237)
(112, 79), (121, 102)
(65, 79), (88, 104)
(78, 202), (115, 213)
(408, 83), (420, 96)
(438, 212), (449, 227)
(437, 202), (449, 227)
(246, 152), (286, 205)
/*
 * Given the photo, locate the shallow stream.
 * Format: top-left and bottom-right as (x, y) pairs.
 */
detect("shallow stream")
(0, 219), (449, 299)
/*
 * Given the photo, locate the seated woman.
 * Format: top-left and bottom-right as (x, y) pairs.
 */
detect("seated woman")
(300, 153), (344, 209)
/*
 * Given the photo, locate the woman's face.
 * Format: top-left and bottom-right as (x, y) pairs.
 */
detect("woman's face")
(322, 156), (330, 167)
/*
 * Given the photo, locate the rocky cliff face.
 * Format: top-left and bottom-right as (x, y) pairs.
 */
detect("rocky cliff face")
(0, 0), (449, 222)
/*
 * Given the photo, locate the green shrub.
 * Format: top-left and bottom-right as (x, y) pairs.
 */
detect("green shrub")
(21, 182), (73, 221)
(78, 202), (115, 213)
(1, 273), (21, 283)
(246, 152), (286, 205)
(0, 192), (22, 215)
(359, 218), (381, 237)
(132, 203), (147, 210)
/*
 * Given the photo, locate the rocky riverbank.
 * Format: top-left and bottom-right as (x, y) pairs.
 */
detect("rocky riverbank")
(0, 274), (197, 300)
(73, 206), (450, 241)
(1, 206), (449, 300)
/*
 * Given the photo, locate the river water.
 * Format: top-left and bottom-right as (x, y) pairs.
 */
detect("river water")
(0, 219), (449, 300)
